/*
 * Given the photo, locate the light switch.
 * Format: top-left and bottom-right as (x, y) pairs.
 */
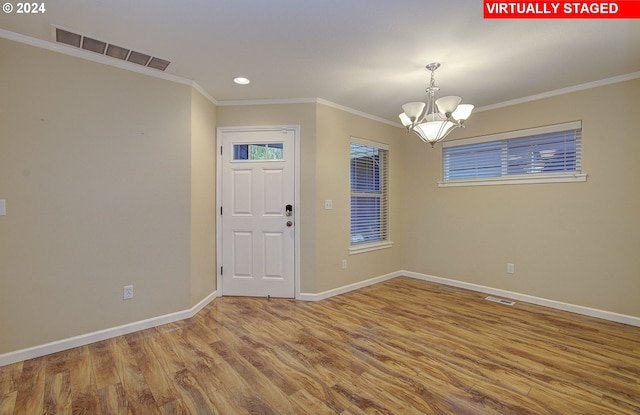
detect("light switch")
(0, 199), (5, 216)
(324, 199), (333, 210)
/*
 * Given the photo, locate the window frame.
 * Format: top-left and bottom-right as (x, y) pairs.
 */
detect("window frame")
(349, 137), (393, 254)
(439, 121), (587, 187)
(232, 142), (284, 161)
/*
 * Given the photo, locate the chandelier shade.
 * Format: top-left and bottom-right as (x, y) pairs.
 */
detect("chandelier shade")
(435, 96), (461, 114)
(401, 102), (425, 121)
(452, 104), (474, 121)
(413, 114), (456, 144)
(399, 112), (412, 127)
(400, 63), (473, 147)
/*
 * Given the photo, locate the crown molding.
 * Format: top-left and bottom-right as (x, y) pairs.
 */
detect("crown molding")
(315, 98), (402, 127)
(216, 97), (318, 106)
(475, 71), (640, 113)
(191, 83), (219, 105)
(217, 97), (402, 128)
(3, 28), (638, 122)
(0, 29), (218, 106)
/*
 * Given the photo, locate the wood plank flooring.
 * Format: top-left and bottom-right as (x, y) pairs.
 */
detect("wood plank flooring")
(1, 277), (639, 414)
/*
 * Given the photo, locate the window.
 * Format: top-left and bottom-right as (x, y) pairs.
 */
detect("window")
(440, 121), (586, 187)
(233, 143), (284, 160)
(350, 138), (391, 253)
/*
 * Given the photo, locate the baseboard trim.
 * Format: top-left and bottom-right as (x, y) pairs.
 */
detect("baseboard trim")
(298, 271), (402, 301)
(301, 270), (640, 327)
(4, 269), (639, 367)
(0, 290), (218, 367)
(402, 271), (640, 327)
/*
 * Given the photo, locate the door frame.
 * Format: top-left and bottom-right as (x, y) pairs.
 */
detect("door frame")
(216, 125), (301, 299)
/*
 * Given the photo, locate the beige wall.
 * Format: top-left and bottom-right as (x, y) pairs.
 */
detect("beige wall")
(0, 39), (210, 354)
(400, 79), (640, 317)
(217, 103), (404, 294)
(2, 34), (638, 358)
(315, 104), (403, 292)
(190, 90), (217, 306)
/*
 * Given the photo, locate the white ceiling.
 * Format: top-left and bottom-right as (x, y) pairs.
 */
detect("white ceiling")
(1, 0), (639, 123)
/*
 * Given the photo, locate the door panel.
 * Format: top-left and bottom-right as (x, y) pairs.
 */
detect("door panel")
(221, 128), (295, 298)
(232, 231), (253, 277)
(232, 169), (253, 215)
(264, 232), (284, 278)
(263, 169), (284, 215)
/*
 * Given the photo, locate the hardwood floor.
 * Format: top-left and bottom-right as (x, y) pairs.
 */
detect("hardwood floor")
(1, 277), (639, 414)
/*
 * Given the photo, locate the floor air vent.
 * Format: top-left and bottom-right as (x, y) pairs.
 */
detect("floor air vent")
(485, 296), (516, 306)
(54, 27), (170, 71)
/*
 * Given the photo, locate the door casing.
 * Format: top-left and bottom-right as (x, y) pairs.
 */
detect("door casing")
(216, 125), (301, 298)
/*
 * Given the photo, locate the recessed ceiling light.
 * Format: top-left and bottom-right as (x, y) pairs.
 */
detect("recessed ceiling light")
(233, 77), (250, 85)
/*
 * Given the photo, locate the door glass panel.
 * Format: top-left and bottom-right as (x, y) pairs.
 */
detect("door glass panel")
(234, 143), (284, 160)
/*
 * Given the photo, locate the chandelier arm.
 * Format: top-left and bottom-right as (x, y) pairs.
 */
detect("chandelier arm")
(421, 95), (434, 125)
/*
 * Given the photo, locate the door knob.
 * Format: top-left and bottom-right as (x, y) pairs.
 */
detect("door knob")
(286, 221), (293, 227)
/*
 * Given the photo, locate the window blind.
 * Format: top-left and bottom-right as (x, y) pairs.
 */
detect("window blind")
(443, 122), (582, 182)
(350, 139), (389, 246)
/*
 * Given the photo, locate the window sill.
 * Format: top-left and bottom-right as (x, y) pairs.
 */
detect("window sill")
(438, 173), (587, 188)
(349, 241), (393, 255)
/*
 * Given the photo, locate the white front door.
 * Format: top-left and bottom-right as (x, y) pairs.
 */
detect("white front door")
(219, 127), (296, 298)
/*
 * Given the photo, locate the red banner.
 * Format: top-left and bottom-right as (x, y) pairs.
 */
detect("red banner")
(484, 1), (640, 18)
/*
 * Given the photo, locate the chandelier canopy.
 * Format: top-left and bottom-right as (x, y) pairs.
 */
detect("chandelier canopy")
(399, 63), (473, 147)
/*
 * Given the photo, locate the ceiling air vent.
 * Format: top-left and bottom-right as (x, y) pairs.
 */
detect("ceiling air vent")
(53, 27), (171, 72)
(105, 44), (130, 60)
(81, 37), (107, 54)
(56, 28), (81, 47)
(147, 57), (171, 71)
(127, 50), (151, 66)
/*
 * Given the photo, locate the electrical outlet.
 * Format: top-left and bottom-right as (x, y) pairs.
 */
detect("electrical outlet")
(123, 285), (134, 300)
(341, 259), (347, 269)
(507, 263), (515, 274)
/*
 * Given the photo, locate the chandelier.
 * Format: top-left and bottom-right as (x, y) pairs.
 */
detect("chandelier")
(399, 63), (474, 147)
